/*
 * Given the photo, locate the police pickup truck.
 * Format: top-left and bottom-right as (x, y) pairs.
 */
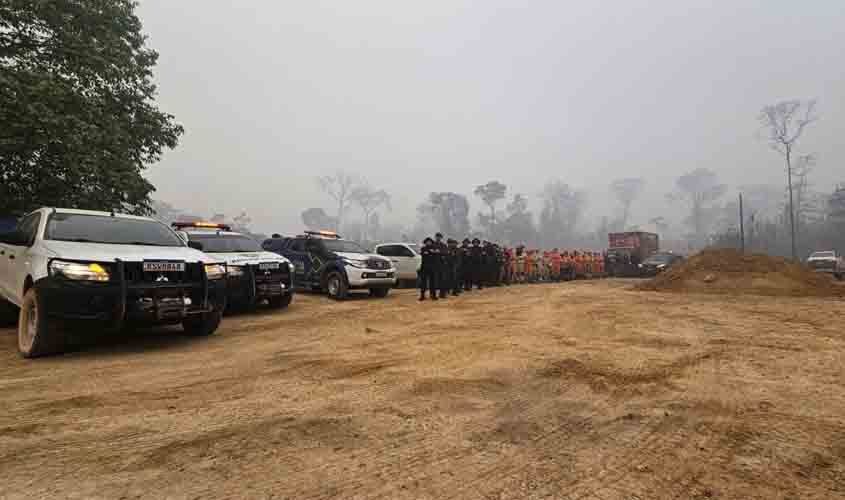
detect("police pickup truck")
(174, 222), (294, 309)
(0, 208), (227, 358)
(263, 231), (395, 299)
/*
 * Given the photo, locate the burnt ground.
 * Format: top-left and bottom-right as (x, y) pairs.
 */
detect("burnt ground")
(1, 280), (844, 499)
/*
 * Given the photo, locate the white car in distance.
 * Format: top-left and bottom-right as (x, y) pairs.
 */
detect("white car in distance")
(374, 243), (421, 286)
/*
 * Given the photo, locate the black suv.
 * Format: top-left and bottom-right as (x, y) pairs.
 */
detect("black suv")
(262, 231), (395, 300)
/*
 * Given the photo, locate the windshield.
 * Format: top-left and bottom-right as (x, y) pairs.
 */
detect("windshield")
(645, 255), (674, 264)
(810, 251), (835, 259)
(190, 234), (261, 253)
(323, 239), (367, 253)
(45, 213), (184, 247)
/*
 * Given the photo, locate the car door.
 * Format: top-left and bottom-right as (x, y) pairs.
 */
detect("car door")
(1, 212), (41, 302)
(284, 239), (309, 287)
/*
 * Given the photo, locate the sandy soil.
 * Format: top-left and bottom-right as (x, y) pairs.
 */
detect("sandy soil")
(1, 280), (844, 500)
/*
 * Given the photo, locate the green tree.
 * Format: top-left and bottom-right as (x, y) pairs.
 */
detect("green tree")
(0, 0), (183, 215)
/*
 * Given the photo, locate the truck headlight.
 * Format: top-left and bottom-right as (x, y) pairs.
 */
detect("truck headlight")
(228, 265), (245, 277)
(343, 258), (368, 268)
(50, 260), (111, 282)
(204, 263), (226, 280)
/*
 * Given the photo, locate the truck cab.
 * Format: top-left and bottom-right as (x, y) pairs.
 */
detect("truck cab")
(0, 208), (227, 358)
(263, 231), (395, 300)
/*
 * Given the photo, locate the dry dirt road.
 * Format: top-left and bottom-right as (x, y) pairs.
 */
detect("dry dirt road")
(1, 280), (844, 500)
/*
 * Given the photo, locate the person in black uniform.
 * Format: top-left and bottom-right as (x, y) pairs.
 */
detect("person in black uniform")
(434, 233), (450, 299)
(470, 238), (485, 290)
(418, 237), (439, 301)
(448, 238), (463, 296)
(461, 238), (473, 292)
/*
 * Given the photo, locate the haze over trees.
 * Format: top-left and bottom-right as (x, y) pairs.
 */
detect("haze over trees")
(474, 181), (507, 239)
(316, 170), (361, 233)
(668, 168), (727, 247)
(610, 178), (646, 231)
(0, 0), (183, 216)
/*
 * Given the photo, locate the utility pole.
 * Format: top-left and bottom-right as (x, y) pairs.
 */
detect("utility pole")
(739, 193), (745, 253)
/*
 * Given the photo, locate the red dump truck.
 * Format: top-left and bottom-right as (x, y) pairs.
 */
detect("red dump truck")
(607, 232), (659, 277)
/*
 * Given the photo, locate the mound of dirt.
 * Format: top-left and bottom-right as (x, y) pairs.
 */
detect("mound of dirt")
(636, 249), (845, 297)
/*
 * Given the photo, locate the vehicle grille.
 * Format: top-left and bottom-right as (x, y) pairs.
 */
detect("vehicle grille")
(367, 258), (391, 270)
(251, 262), (292, 288)
(121, 262), (204, 284)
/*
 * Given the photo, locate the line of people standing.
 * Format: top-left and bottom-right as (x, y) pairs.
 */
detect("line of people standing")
(418, 234), (607, 301)
(418, 233), (500, 301)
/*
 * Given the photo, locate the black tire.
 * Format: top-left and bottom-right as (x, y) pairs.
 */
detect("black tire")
(18, 288), (66, 358)
(268, 293), (293, 309)
(182, 310), (222, 336)
(369, 288), (390, 298)
(325, 271), (348, 300)
(0, 298), (18, 327)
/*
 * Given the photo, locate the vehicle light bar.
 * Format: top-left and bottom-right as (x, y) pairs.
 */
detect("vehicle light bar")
(172, 221), (232, 231)
(304, 230), (341, 239)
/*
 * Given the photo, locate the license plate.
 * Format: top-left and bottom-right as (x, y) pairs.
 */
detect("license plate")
(143, 261), (185, 272)
(375, 272), (387, 278)
(259, 262), (280, 270)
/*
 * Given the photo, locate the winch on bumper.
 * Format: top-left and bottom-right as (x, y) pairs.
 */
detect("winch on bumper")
(226, 262), (293, 304)
(35, 260), (226, 325)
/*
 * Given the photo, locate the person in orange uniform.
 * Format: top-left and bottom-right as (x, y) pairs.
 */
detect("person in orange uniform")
(524, 249), (535, 283)
(574, 251), (584, 278)
(561, 251), (571, 281)
(550, 248), (562, 281)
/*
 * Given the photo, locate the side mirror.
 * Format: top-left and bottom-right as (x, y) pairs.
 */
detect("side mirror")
(187, 241), (204, 251)
(0, 230), (29, 246)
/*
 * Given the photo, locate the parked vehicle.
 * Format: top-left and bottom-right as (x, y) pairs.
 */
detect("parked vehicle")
(806, 250), (844, 280)
(374, 243), (420, 286)
(174, 222), (294, 309)
(263, 231), (396, 300)
(607, 231), (660, 277)
(639, 252), (684, 277)
(0, 208), (227, 358)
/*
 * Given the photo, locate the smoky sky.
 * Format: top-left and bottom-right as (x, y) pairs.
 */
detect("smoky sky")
(137, 0), (845, 235)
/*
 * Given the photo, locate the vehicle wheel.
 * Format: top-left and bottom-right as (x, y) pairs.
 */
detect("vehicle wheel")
(268, 293), (293, 309)
(18, 288), (66, 358)
(182, 310), (222, 336)
(0, 298), (18, 327)
(325, 272), (348, 300)
(835, 273), (843, 281)
(370, 288), (390, 298)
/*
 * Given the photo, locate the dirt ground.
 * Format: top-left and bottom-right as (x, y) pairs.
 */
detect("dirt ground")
(1, 280), (844, 500)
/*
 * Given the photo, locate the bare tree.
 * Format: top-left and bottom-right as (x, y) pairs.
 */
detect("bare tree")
(759, 99), (818, 260)
(473, 181), (507, 238)
(610, 177), (645, 230)
(316, 170), (361, 232)
(668, 168), (727, 247)
(350, 183), (391, 241)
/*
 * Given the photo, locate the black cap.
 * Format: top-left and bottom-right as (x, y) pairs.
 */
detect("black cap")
(472, 238), (481, 244)
(423, 237), (434, 244)
(271, 233), (282, 238)
(435, 232), (444, 238)
(462, 238), (471, 244)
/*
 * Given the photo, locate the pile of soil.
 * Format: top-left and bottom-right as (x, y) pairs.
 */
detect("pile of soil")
(636, 248), (845, 297)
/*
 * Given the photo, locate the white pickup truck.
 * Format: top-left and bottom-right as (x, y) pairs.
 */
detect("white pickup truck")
(806, 250), (844, 280)
(0, 208), (228, 358)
